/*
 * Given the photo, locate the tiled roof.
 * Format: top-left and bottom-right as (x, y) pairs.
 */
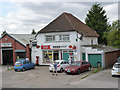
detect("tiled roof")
(38, 12), (99, 37)
(10, 34), (35, 46)
(82, 45), (119, 52)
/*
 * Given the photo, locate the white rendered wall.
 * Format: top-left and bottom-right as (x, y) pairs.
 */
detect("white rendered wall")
(31, 31), (98, 65)
(81, 37), (98, 45)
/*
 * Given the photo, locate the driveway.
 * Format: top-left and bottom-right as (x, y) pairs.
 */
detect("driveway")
(1, 66), (119, 88)
(2, 66), (91, 88)
(67, 68), (119, 88)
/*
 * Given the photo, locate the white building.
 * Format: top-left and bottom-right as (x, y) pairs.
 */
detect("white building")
(31, 12), (99, 65)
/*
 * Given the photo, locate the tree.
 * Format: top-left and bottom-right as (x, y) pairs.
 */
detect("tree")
(1, 30), (6, 36)
(31, 29), (36, 34)
(107, 20), (120, 48)
(85, 3), (108, 45)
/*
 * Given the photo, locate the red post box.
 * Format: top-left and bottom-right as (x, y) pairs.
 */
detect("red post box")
(36, 56), (39, 65)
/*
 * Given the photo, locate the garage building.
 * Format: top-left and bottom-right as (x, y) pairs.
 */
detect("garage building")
(0, 32), (35, 65)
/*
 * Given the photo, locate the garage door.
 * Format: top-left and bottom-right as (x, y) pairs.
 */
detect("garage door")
(2, 50), (13, 65)
(88, 54), (102, 68)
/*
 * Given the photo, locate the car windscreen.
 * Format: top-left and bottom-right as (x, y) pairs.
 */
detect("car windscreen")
(70, 62), (81, 66)
(51, 62), (59, 65)
(15, 61), (22, 64)
(114, 64), (120, 68)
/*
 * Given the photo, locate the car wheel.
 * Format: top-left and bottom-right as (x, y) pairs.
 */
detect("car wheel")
(88, 67), (91, 71)
(33, 65), (35, 69)
(77, 69), (80, 74)
(14, 69), (17, 72)
(60, 68), (63, 73)
(22, 67), (26, 71)
(112, 75), (115, 77)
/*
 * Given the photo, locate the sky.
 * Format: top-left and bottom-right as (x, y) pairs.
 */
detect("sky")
(0, 0), (119, 35)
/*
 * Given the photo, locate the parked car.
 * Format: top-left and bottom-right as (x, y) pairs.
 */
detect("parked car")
(49, 60), (69, 72)
(14, 60), (35, 72)
(64, 61), (91, 74)
(111, 62), (120, 76)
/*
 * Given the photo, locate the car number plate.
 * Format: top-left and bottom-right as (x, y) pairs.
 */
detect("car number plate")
(116, 72), (120, 74)
(16, 65), (19, 66)
(67, 70), (70, 72)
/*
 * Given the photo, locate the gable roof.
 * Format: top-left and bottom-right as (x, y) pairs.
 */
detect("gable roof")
(0, 32), (35, 47)
(38, 12), (99, 37)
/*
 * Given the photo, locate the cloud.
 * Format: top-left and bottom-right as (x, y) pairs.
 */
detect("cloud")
(104, 3), (118, 23)
(0, 2), (118, 35)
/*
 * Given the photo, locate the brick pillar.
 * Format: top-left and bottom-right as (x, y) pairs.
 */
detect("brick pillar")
(26, 44), (30, 60)
(13, 39), (16, 65)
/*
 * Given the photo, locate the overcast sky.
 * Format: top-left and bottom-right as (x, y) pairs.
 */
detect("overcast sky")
(0, 0), (119, 35)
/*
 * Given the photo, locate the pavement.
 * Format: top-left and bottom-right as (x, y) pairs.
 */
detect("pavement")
(1, 66), (119, 88)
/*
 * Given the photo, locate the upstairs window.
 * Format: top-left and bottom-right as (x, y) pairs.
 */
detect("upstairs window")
(46, 35), (55, 42)
(59, 35), (69, 41)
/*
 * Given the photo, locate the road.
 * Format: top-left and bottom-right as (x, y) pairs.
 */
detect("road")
(1, 66), (119, 88)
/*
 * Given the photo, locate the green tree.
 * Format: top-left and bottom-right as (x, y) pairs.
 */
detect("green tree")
(107, 20), (120, 48)
(85, 3), (108, 45)
(31, 29), (36, 34)
(1, 30), (6, 36)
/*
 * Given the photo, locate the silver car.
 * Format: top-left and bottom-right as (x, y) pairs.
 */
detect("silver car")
(111, 62), (120, 76)
(49, 60), (69, 72)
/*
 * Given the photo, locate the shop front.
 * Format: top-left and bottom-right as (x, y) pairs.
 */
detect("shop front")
(40, 44), (76, 64)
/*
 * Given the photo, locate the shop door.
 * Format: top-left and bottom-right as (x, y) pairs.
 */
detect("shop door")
(54, 51), (59, 61)
(63, 53), (74, 61)
(88, 54), (102, 68)
(2, 50), (13, 65)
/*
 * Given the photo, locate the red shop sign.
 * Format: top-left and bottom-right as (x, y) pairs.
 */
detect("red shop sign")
(41, 45), (50, 49)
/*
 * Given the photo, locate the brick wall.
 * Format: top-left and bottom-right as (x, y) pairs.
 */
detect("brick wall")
(105, 50), (120, 68)
(0, 34), (28, 64)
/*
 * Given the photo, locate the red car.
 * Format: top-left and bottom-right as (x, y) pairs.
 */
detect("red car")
(64, 61), (91, 74)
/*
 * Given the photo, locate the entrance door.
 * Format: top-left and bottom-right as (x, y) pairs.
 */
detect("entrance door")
(2, 50), (13, 65)
(53, 50), (59, 61)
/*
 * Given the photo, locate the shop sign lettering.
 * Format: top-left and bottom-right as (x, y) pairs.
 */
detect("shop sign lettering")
(1, 43), (12, 47)
(41, 45), (50, 49)
(52, 45), (68, 49)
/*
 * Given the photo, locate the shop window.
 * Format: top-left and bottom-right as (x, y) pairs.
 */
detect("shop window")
(63, 50), (68, 52)
(16, 52), (26, 60)
(69, 50), (73, 52)
(46, 35), (55, 42)
(43, 51), (52, 64)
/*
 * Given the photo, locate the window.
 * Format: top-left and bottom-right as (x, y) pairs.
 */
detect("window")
(63, 35), (69, 41)
(59, 35), (69, 41)
(26, 60), (30, 64)
(32, 41), (37, 47)
(82, 62), (86, 65)
(23, 61), (26, 64)
(46, 35), (55, 42)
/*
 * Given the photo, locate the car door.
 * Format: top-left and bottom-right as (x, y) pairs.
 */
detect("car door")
(60, 61), (64, 69)
(23, 61), (28, 69)
(85, 61), (89, 70)
(81, 62), (86, 71)
(64, 61), (69, 68)
(26, 60), (30, 69)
